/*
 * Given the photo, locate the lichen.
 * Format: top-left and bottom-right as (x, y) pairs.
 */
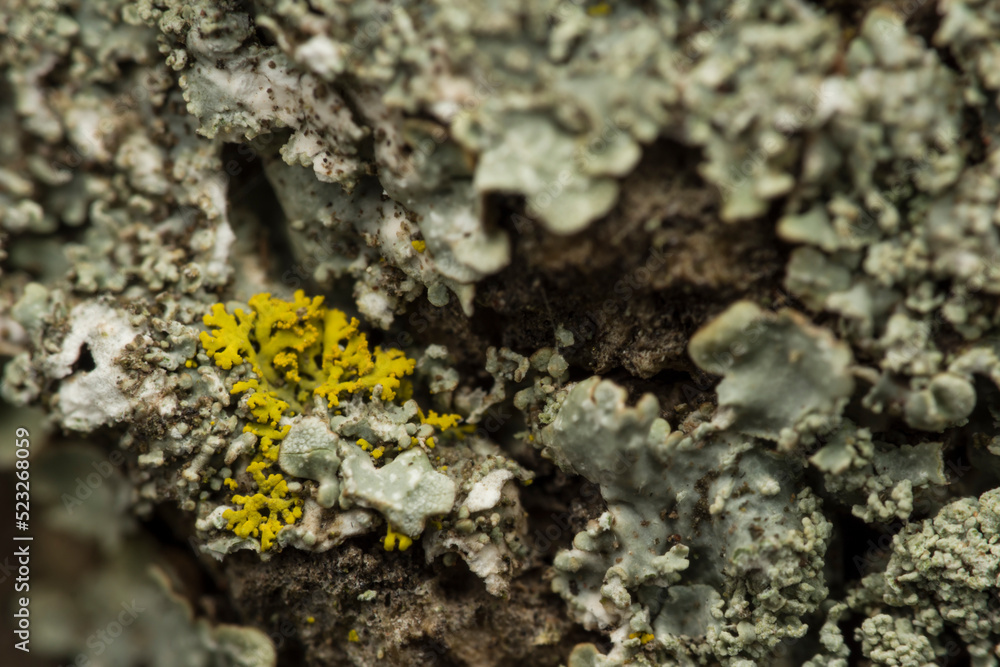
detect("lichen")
(539, 377), (831, 665)
(6, 0), (1000, 664)
(850, 488), (1000, 665)
(199, 290), (457, 550)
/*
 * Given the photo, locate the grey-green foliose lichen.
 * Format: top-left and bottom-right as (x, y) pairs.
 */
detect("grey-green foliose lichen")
(4, 0), (1000, 665)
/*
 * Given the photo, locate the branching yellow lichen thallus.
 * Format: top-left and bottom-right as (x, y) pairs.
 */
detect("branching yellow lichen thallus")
(201, 290), (451, 551)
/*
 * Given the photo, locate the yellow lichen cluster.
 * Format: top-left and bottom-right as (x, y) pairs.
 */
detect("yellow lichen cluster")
(200, 291), (414, 412)
(415, 408), (465, 449)
(223, 460), (300, 551)
(201, 290), (434, 551)
(383, 525), (413, 552)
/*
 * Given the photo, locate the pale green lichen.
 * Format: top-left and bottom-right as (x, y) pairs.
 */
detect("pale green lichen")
(855, 488), (1000, 664)
(276, 416), (342, 508)
(5, 0), (1000, 664)
(539, 377), (831, 665)
(809, 421), (948, 522)
(339, 445), (456, 540)
(688, 300), (854, 449)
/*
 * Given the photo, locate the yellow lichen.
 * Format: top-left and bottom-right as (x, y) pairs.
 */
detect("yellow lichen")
(201, 291), (420, 551)
(411, 240), (426, 253)
(414, 407), (465, 451)
(224, 484), (303, 551)
(347, 630), (360, 643)
(383, 525), (413, 552)
(420, 409), (463, 431)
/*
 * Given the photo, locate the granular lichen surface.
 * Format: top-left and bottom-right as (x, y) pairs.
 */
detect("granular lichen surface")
(3, 0), (1000, 666)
